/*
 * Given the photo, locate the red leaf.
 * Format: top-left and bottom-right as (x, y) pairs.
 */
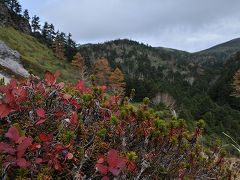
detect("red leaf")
(96, 164), (108, 175)
(66, 152), (74, 160)
(36, 108), (45, 118)
(17, 136), (26, 144)
(16, 158), (29, 168)
(127, 161), (137, 172)
(53, 159), (62, 171)
(100, 85), (107, 91)
(54, 144), (65, 152)
(63, 94), (72, 100)
(8, 79), (17, 89)
(39, 133), (51, 142)
(0, 142), (16, 155)
(4, 155), (15, 163)
(107, 149), (119, 167)
(0, 103), (12, 118)
(36, 119), (46, 125)
(101, 176), (110, 180)
(30, 143), (41, 150)
(70, 99), (81, 109)
(107, 149), (126, 169)
(4, 91), (15, 104)
(57, 82), (65, 89)
(5, 126), (20, 143)
(70, 111), (78, 124)
(97, 157), (105, 164)
(44, 71), (57, 86)
(12, 87), (28, 102)
(17, 137), (33, 158)
(35, 158), (43, 164)
(36, 82), (46, 95)
(116, 159), (125, 169)
(108, 167), (121, 176)
(55, 111), (65, 117)
(75, 80), (86, 92)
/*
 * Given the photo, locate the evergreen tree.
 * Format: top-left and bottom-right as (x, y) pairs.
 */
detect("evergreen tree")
(59, 32), (66, 44)
(41, 22), (54, 46)
(23, 9), (30, 21)
(48, 24), (56, 41)
(109, 68), (126, 95)
(5, 0), (21, 14)
(42, 22), (50, 39)
(65, 33), (77, 61)
(31, 15), (41, 32)
(13, 0), (21, 14)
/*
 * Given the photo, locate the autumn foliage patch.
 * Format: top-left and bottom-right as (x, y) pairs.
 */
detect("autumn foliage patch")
(0, 71), (234, 179)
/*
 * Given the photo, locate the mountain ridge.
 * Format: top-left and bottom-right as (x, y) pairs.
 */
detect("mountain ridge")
(197, 38), (240, 54)
(80, 37), (240, 55)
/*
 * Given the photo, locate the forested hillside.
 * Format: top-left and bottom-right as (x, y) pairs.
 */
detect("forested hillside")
(0, 0), (240, 178)
(78, 39), (240, 144)
(0, 0), (240, 149)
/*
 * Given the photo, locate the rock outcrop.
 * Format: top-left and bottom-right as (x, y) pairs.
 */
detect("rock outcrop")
(0, 2), (31, 34)
(0, 40), (29, 79)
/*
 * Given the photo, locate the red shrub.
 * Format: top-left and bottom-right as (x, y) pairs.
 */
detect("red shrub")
(0, 71), (233, 179)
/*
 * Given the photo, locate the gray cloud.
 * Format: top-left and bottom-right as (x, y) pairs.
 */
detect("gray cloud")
(20, 0), (240, 52)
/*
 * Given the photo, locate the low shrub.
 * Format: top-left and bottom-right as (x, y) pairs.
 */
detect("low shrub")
(0, 71), (233, 179)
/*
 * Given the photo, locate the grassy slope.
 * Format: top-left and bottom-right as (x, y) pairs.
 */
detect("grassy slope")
(0, 27), (78, 82)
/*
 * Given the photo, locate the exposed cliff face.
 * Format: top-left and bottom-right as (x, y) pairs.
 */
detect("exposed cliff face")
(0, 2), (31, 34)
(0, 40), (29, 80)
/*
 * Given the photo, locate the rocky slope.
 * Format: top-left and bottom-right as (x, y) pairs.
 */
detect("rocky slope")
(0, 40), (29, 82)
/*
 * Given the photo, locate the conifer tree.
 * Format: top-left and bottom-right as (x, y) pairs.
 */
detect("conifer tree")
(71, 52), (88, 80)
(5, 0), (21, 14)
(48, 24), (56, 41)
(13, 0), (21, 14)
(23, 9), (30, 21)
(41, 22), (53, 46)
(51, 32), (65, 59)
(65, 33), (77, 61)
(41, 22), (50, 39)
(93, 57), (112, 86)
(31, 15), (41, 32)
(109, 68), (126, 95)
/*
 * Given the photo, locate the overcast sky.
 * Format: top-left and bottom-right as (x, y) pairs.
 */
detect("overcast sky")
(19, 0), (240, 52)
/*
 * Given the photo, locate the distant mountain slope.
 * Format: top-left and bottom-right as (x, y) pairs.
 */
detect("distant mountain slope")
(198, 38), (240, 54)
(78, 38), (240, 96)
(209, 52), (240, 110)
(78, 39), (240, 144)
(0, 27), (78, 82)
(189, 38), (240, 70)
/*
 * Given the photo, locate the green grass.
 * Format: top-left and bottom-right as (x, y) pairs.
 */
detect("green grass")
(0, 27), (78, 82)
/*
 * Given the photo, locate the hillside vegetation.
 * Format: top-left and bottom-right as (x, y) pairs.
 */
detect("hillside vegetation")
(0, 27), (78, 82)
(0, 72), (236, 179)
(1, 26), (240, 146)
(79, 39), (240, 145)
